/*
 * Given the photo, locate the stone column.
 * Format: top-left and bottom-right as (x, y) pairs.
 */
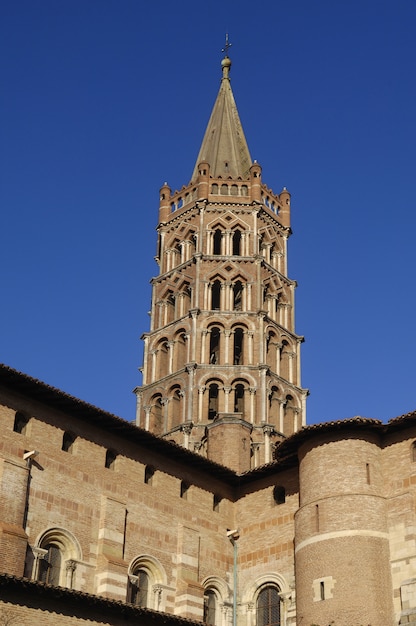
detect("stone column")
(259, 365), (268, 423)
(223, 386), (232, 413)
(168, 341), (174, 375)
(249, 387), (256, 423)
(197, 386), (205, 422)
(224, 330), (232, 364)
(144, 405), (151, 431)
(65, 560), (77, 588)
(186, 363), (197, 421)
(247, 331), (254, 365)
(263, 425), (274, 464)
(135, 391), (142, 427)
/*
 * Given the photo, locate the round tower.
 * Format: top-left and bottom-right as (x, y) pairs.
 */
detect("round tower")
(249, 161), (262, 202)
(294, 423), (395, 626)
(158, 182), (172, 223)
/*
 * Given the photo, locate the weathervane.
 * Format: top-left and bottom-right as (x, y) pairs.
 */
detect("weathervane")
(222, 33), (232, 56)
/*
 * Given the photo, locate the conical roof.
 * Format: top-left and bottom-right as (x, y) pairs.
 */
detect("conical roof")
(191, 56), (252, 181)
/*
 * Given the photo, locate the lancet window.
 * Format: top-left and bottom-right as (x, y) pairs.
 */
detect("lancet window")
(232, 229), (242, 255)
(208, 383), (219, 419)
(150, 395), (163, 434)
(233, 281), (243, 310)
(209, 327), (221, 364)
(233, 328), (244, 365)
(211, 281), (221, 309)
(234, 383), (245, 415)
(213, 229), (222, 255)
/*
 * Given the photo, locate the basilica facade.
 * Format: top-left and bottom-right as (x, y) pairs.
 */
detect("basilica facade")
(0, 55), (415, 626)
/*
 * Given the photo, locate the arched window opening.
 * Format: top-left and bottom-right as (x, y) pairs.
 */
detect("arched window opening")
(268, 386), (280, 421)
(144, 465), (155, 485)
(211, 183), (218, 194)
(257, 586), (281, 626)
(258, 234), (264, 255)
(128, 569), (150, 607)
(210, 327), (220, 364)
(213, 495), (221, 512)
(212, 281), (221, 310)
(273, 486), (285, 505)
(213, 229), (222, 255)
(180, 481), (189, 500)
(412, 442), (416, 462)
(208, 383), (219, 420)
(105, 449), (117, 470)
(176, 331), (187, 369)
(13, 411), (29, 434)
(175, 241), (181, 262)
(167, 387), (182, 431)
(233, 328), (244, 365)
(233, 281), (243, 311)
(234, 384), (245, 414)
(220, 183), (228, 195)
(38, 543), (62, 586)
(167, 292), (175, 322)
(241, 185), (248, 196)
(280, 340), (290, 379)
(150, 396), (163, 435)
(62, 431), (76, 453)
(232, 230), (242, 255)
(204, 589), (217, 624)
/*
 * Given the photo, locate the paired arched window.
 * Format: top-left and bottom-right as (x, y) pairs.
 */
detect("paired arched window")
(34, 528), (81, 589)
(257, 586), (281, 626)
(127, 555), (166, 611)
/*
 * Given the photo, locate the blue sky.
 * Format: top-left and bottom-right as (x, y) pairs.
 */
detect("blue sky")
(1, 0), (415, 424)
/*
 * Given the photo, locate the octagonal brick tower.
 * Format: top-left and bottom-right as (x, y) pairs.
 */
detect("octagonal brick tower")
(135, 55), (308, 470)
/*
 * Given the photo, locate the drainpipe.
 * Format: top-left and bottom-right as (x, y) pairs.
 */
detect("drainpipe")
(227, 529), (240, 626)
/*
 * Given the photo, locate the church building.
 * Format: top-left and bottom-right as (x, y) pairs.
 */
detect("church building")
(0, 53), (416, 626)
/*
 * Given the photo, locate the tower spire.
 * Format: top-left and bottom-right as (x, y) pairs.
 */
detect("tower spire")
(191, 50), (251, 181)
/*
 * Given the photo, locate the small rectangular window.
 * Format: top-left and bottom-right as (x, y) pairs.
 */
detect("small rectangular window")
(320, 581), (325, 600)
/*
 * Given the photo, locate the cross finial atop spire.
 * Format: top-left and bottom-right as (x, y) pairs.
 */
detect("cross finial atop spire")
(222, 33), (232, 57)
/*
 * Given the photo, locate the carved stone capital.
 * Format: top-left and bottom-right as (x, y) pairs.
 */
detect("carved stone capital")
(65, 559), (77, 572)
(33, 547), (48, 561)
(181, 422), (193, 436)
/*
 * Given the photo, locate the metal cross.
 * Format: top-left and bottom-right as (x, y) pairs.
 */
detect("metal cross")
(222, 33), (232, 55)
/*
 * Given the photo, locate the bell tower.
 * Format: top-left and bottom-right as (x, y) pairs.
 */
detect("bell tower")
(135, 53), (308, 468)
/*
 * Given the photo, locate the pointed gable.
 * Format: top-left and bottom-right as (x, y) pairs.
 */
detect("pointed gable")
(191, 56), (252, 181)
